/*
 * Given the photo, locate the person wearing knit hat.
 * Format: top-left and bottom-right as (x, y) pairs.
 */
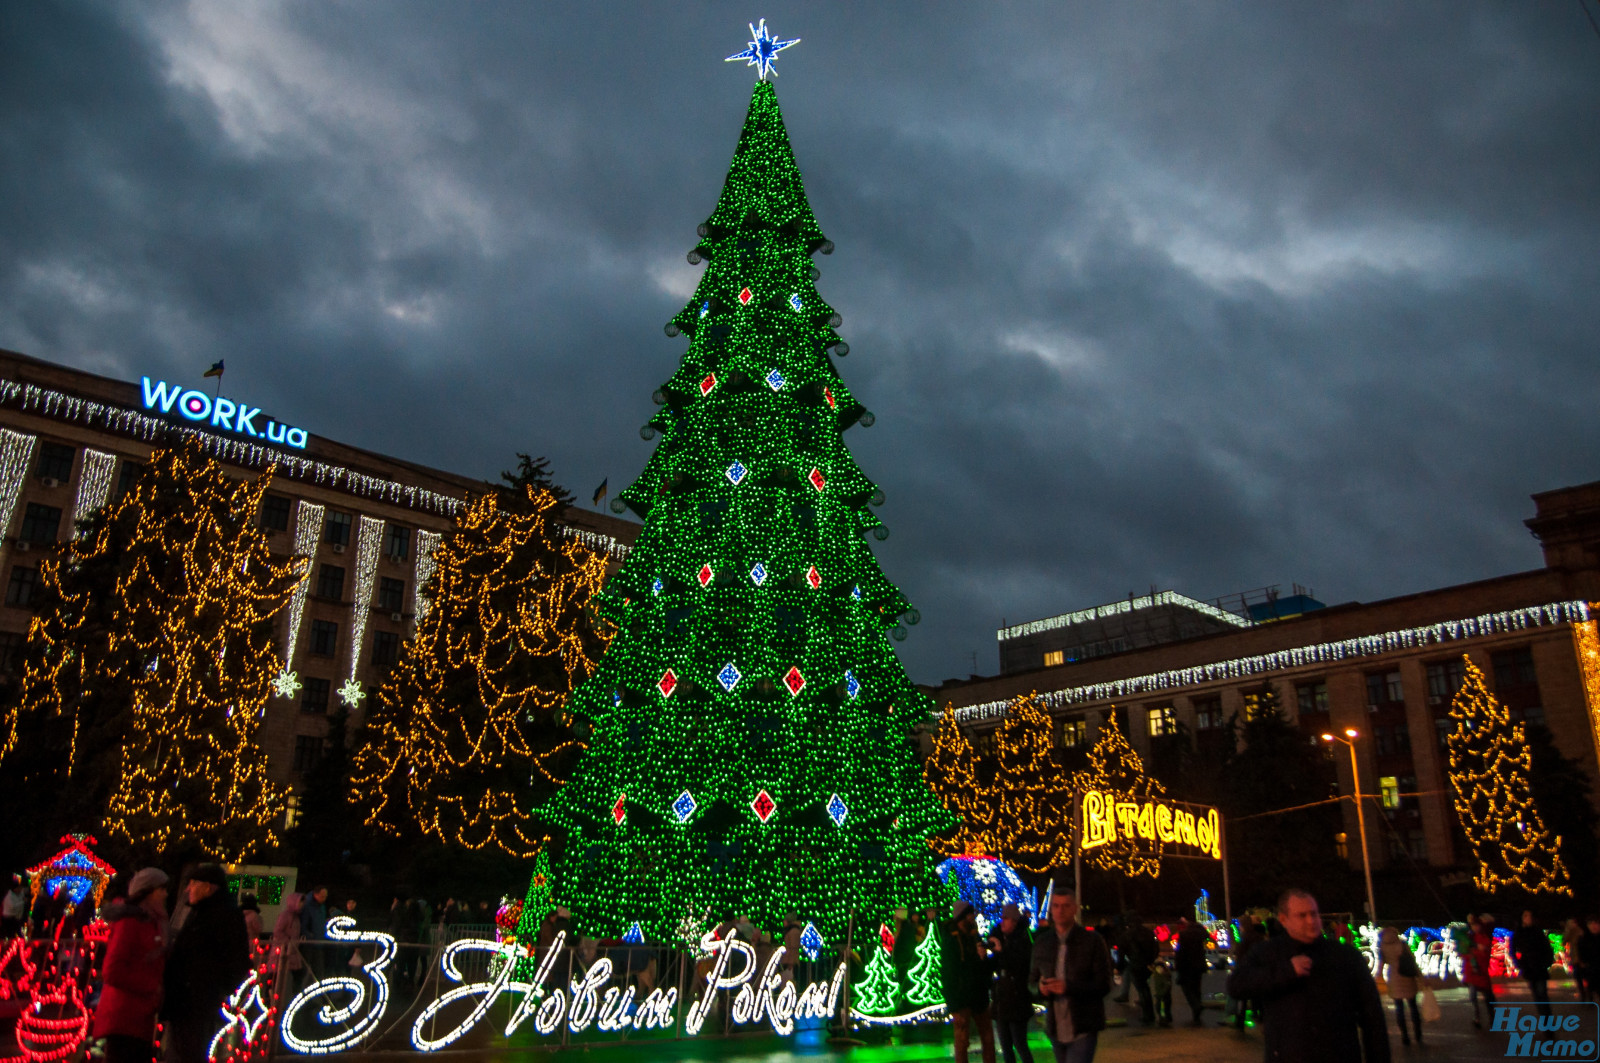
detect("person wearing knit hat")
(163, 864), (250, 1063)
(940, 897), (995, 1063)
(93, 869), (170, 1063)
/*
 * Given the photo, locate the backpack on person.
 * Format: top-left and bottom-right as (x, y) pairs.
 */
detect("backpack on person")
(1397, 945), (1420, 979)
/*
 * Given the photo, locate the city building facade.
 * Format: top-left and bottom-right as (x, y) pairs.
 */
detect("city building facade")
(938, 482), (1600, 889)
(0, 348), (637, 808)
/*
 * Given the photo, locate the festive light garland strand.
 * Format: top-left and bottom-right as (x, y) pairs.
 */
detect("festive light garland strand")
(340, 515), (385, 705)
(1570, 619), (1600, 774)
(0, 428), (39, 545)
(1071, 713), (1166, 878)
(957, 601), (1593, 721)
(998, 590), (1250, 641)
(413, 530), (442, 622)
(1444, 655), (1571, 896)
(279, 500), (325, 673)
(71, 450), (118, 528)
(0, 379), (463, 517)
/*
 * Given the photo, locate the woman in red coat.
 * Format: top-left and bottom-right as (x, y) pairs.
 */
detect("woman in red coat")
(1463, 913), (1498, 1029)
(93, 868), (170, 1063)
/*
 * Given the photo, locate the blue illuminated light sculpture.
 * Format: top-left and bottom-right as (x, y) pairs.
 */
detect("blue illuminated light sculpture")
(725, 19), (800, 80)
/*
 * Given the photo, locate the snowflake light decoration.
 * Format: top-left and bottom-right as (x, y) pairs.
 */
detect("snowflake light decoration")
(338, 679), (365, 707)
(272, 669), (302, 699)
(725, 18), (800, 80)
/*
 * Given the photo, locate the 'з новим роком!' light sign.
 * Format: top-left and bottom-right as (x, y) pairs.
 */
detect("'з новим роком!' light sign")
(141, 377), (309, 450)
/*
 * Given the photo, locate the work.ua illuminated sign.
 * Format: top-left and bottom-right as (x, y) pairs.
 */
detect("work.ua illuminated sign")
(141, 377), (309, 449)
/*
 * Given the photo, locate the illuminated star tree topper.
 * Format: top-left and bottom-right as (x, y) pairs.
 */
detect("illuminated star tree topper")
(725, 18), (799, 80)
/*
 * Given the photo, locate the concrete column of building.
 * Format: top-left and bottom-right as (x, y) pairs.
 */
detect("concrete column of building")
(1397, 656), (1452, 868)
(1325, 669), (1384, 873)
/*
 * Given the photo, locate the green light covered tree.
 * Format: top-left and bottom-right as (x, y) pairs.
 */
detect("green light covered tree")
(537, 79), (951, 942)
(905, 927), (943, 1007)
(854, 932), (900, 1016)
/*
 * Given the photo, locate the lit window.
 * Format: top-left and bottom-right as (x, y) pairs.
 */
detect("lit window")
(1043, 650), (1064, 667)
(1147, 706), (1178, 737)
(1062, 718), (1088, 748)
(1379, 776), (1400, 810)
(284, 793), (301, 829)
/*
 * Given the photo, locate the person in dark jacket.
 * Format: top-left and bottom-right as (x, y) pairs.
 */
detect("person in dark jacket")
(299, 885), (330, 977)
(1231, 913), (1267, 1030)
(1510, 910), (1555, 1019)
(1174, 917), (1211, 1027)
(1120, 916), (1157, 1024)
(93, 868), (169, 1063)
(162, 864), (251, 1063)
(1575, 917), (1600, 1004)
(988, 903), (1035, 1063)
(1225, 888), (1390, 1063)
(940, 900), (995, 1063)
(1029, 888), (1112, 1063)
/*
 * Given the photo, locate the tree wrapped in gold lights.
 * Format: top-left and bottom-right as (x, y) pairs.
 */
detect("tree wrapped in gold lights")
(0, 438), (301, 862)
(1445, 655), (1571, 896)
(1072, 711), (1166, 878)
(924, 697), (1070, 874)
(351, 485), (609, 858)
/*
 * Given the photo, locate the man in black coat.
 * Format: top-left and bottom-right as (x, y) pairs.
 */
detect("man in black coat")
(1174, 916), (1211, 1027)
(1511, 909), (1556, 1018)
(1226, 888), (1390, 1063)
(1029, 888), (1112, 1063)
(940, 900), (995, 1063)
(163, 864), (251, 1063)
(988, 903), (1035, 1063)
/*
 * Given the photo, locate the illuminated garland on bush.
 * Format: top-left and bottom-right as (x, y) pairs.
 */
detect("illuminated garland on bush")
(413, 530), (442, 621)
(1444, 655), (1571, 896)
(350, 487), (608, 857)
(923, 705), (990, 856)
(1072, 713), (1166, 878)
(537, 78), (953, 944)
(2, 439), (301, 861)
(0, 429), (38, 568)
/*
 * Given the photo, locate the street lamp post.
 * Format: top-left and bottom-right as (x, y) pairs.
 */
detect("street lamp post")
(1322, 728), (1377, 926)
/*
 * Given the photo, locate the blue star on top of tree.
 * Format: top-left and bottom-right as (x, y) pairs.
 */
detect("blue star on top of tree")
(725, 19), (799, 80)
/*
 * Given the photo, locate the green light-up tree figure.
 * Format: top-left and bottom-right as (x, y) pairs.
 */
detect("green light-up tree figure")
(905, 928), (943, 1007)
(855, 932), (901, 1016)
(537, 75), (952, 943)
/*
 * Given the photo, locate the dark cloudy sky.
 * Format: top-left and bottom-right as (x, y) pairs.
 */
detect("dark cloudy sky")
(4, 3), (1599, 684)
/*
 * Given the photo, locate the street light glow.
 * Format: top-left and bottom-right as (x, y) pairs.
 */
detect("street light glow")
(1345, 728), (1359, 738)
(1321, 733), (1335, 742)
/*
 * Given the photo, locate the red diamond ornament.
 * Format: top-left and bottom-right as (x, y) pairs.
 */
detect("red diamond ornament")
(806, 565), (821, 590)
(751, 789), (776, 823)
(700, 373), (717, 397)
(658, 669), (678, 698)
(879, 924), (895, 954)
(612, 794), (626, 825)
(738, 286), (753, 306)
(808, 467), (827, 492)
(824, 386), (836, 410)
(783, 666), (806, 697)
(698, 563), (714, 587)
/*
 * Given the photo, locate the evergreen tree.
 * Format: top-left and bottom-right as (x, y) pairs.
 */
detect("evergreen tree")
(1219, 694), (1351, 906)
(1072, 712), (1166, 878)
(500, 453), (575, 510)
(904, 927), (943, 1007)
(1445, 657), (1571, 896)
(924, 704), (990, 857)
(537, 78), (953, 942)
(289, 707), (358, 882)
(0, 438), (300, 863)
(1525, 723), (1600, 903)
(350, 484), (608, 858)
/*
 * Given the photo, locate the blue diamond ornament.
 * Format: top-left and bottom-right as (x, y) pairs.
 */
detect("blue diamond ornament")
(765, 368), (786, 391)
(799, 922), (823, 960)
(827, 792), (848, 827)
(750, 563), (767, 586)
(726, 461), (747, 485)
(717, 662), (741, 693)
(673, 790), (697, 823)
(845, 670), (861, 699)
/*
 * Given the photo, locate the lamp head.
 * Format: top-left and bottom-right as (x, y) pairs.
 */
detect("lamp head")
(1320, 733), (1335, 742)
(1344, 728), (1359, 738)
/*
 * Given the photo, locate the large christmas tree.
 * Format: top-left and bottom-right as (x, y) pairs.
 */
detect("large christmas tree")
(1445, 655), (1571, 896)
(350, 483), (608, 858)
(0, 438), (300, 862)
(538, 52), (952, 942)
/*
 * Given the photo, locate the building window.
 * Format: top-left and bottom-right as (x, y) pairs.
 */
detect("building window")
(1408, 831), (1428, 860)
(316, 565), (346, 601)
(973, 729), (998, 757)
(35, 442), (74, 483)
(325, 511), (352, 547)
(1492, 647), (1538, 690)
(1379, 776), (1400, 810)
(1434, 716), (1451, 750)
(377, 577), (406, 614)
(1425, 658), (1466, 707)
(301, 677), (331, 714)
(1062, 718), (1088, 748)
(386, 524), (411, 561)
(1374, 726), (1391, 756)
(371, 631), (400, 669)
(1295, 681), (1329, 716)
(284, 793), (302, 829)
(1522, 704), (1546, 728)
(5, 568), (38, 608)
(310, 620), (338, 657)
(1043, 650), (1064, 668)
(1194, 698), (1224, 730)
(1241, 689), (1272, 721)
(0, 630), (24, 674)
(293, 735), (324, 772)
(1365, 670), (1403, 708)
(261, 493), (292, 532)
(1147, 705), (1178, 737)
(116, 462), (144, 498)
(19, 504), (61, 545)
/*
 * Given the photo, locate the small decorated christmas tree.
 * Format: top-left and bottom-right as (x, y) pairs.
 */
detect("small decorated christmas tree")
(351, 483), (609, 857)
(1072, 711), (1166, 878)
(854, 927), (900, 1016)
(1445, 656), (1571, 896)
(904, 926), (943, 1007)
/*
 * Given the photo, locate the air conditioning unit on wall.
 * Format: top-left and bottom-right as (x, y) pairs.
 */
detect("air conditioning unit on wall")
(332, 543), (346, 554)
(40, 477), (60, 489)
(390, 612), (403, 623)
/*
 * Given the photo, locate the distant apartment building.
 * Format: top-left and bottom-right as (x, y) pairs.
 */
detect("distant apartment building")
(939, 482), (1600, 886)
(0, 348), (638, 807)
